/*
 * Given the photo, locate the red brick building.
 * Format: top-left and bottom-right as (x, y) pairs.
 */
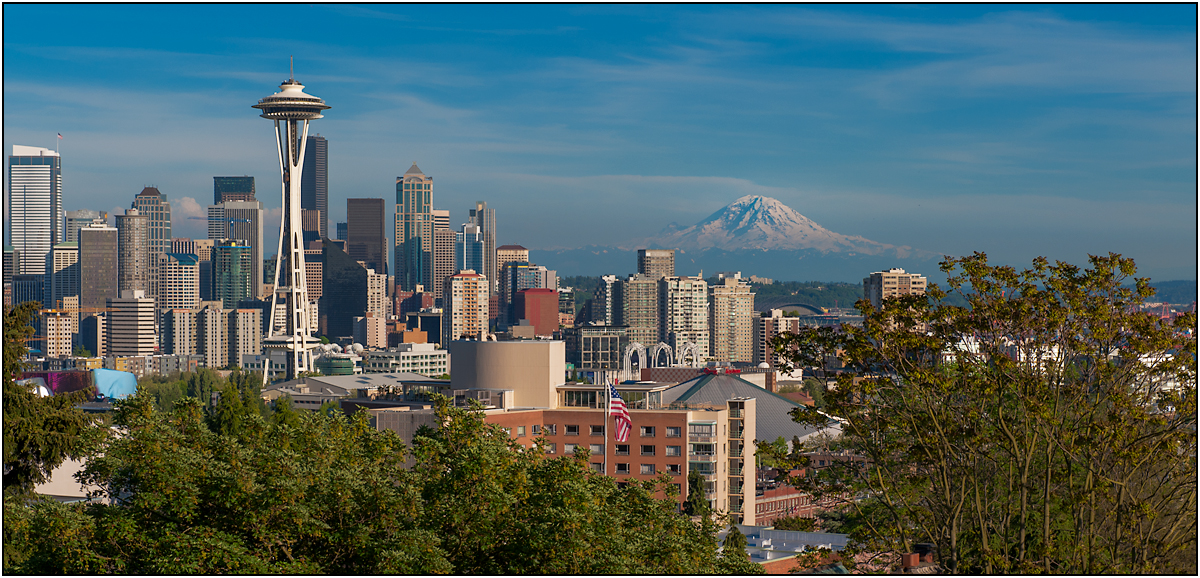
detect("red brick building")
(515, 288), (559, 336)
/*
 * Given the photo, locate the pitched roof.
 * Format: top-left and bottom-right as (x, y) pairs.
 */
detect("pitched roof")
(496, 244), (527, 251)
(660, 373), (838, 444)
(404, 162), (424, 175)
(137, 187), (162, 197)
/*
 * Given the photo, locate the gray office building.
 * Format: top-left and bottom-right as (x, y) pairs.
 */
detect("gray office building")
(78, 224), (119, 311)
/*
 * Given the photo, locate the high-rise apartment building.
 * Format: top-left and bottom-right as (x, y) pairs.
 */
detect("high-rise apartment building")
(116, 208), (150, 296)
(198, 304), (229, 368)
(212, 239), (254, 309)
(367, 268), (388, 318)
(456, 223), (485, 275)
(752, 310), (802, 367)
(347, 198), (388, 275)
(107, 290), (157, 357)
(8, 145), (63, 276)
(213, 176), (255, 203)
(395, 163), (433, 292)
(78, 224), (119, 311)
(353, 311), (387, 350)
(443, 270), (489, 343)
(40, 310), (73, 358)
(44, 242), (79, 311)
(863, 268), (928, 310)
(709, 277), (755, 363)
(65, 209), (108, 244)
(156, 253), (200, 312)
(496, 245), (528, 287)
(591, 275), (619, 325)
(301, 135), (328, 238)
(638, 249), (675, 279)
(618, 273), (660, 346)
(468, 202), (496, 294)
(164, 303), (260, 368)
(230, 308), (262, 366)
(133, 186), (172, 262)
(659, 276), (710, 360)
(208, 200), (264, 298)
(162, 308), (199, 356)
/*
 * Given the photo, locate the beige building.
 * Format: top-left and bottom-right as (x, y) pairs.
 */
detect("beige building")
(107, 290), (157, 357)
(443, 270), (489, 343)
(637, 249), (675, 279)
(162, 308), (199, 356)
(367, 268), (388, 318)
(659, 276), (710, 361)
(353, 311), (388, 350)
(753, 309), (803, 367)
(395, 163), (433, 293)
(863, 268), (927, 310)
(45, 242), (79, 311)
(198, 304), (229, 368)
(362, 343), (449, 377)
(230, 308), (262, 365)
(449, 340), (566, 408)
(40, 309), (73, 358)
(171, 237), (214, 261)
(155, 253), (200, 312)
(618, 273), (659, 346)
(710, 277), (755, 363)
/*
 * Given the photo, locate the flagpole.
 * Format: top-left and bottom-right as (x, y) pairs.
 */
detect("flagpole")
(604, 373), (609, 476)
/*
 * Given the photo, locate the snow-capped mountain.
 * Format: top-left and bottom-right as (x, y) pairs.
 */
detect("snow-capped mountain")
(644, 195), (930, 257)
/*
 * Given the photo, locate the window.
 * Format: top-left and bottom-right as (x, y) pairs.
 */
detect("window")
(590, 463), (604, 473)
(563, 390), (598, 408)
(640, 464), (655, 475)
(640, 426), (655, 437)
(666, 426), (681, 438)
(667, 464), (681, 475)
(616, 463), (630, 474)
(688, 423), (714, 437)
(590, 444), (604, 455)
(531, 424), (540, 435)
(565, 425), (579, 436)
(517, 426), (526, 437)
(590, 425), (605, 436)
(666, 445), (682, 457)
(615, 444), (630, 456)
(674, 483), (682, 494)
(564, 443), (577, 454)
(544, 443), (556, 454)
(641, 445), (655, 456)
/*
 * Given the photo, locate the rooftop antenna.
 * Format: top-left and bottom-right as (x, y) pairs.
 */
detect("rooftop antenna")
(290, 56), (294, 81)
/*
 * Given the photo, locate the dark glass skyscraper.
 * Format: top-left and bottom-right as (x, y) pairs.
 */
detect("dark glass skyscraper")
(347, 198), (387, 275)
(301, 135), (328, 239)
(319, 239), (366, 339)
(212, 239), (254, 309)
(213, 176), (255, 203)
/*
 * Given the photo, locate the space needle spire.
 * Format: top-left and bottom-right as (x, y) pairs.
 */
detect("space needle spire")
(253, 62), (330, 383)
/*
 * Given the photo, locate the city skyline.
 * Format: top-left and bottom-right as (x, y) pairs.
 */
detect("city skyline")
(3, 4), (1195, 281)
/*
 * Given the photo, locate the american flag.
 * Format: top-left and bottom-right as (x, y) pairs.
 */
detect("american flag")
(608, 381), (631, 443)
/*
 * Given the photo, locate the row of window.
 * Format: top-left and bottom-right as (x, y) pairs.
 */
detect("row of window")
(555, 423), (683, 438)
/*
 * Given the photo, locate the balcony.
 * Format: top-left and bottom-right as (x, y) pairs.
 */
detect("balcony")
(730, 467), (744, 477)
(689, 452), (718, 462)
(729, 430), (744, 440)
(730, 448), (744, 458)
(689, 435), (715, 443)
(729, 409), (742, 418)
(729, 484), (743, 495)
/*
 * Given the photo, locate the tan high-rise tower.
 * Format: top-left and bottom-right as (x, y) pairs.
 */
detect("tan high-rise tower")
(709, 276), (755, 363)
(396, 163), (433, 292)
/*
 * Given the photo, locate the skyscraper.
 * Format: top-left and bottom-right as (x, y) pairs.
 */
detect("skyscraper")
(301, 134), (328, 239)
(638, 249), (675, 279)
(212, 239), (254, 309)
(431, 229), (457, 305)
(208, 200), (264, 298)
(456, 223), (485, 274)
(591, 275), (619, 325)
(618, 273), (660, 346)
(44, 242), (79, 311)
(133, 187), (172, 261)
(468, 201), (496, 293)
(709, 276), (755, 363)
(347, 198), (388, 275)
(107, 290), (157, 357)
(65, 209), (108, 244)
(320, 238), (367, 339)
(213, 176), (255, 203)
(336, 222), (347, 241)
(8, 145), (63, 276)
(116, 208), (150, 296)
(395, 163), (432, 292)
(78, 223), (119, 311)
(156, 253), (200, 312)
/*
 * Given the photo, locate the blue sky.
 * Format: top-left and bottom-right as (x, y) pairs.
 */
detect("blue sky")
(4, 4), (1196, 280)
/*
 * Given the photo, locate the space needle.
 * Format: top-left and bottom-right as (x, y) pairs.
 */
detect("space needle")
(253, 60), (329, 383)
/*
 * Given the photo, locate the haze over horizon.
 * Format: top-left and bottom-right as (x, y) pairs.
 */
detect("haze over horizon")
(4, 4), (1195, 281)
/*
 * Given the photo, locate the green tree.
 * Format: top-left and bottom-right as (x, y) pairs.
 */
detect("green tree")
(72, 345), (91, 357)
(772, 515), (817, 532)
(767, 253), (1197, 574)
(2, 302), (97, 497)
(723, 525), (747, 554)
(683, 468), (711, 518)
